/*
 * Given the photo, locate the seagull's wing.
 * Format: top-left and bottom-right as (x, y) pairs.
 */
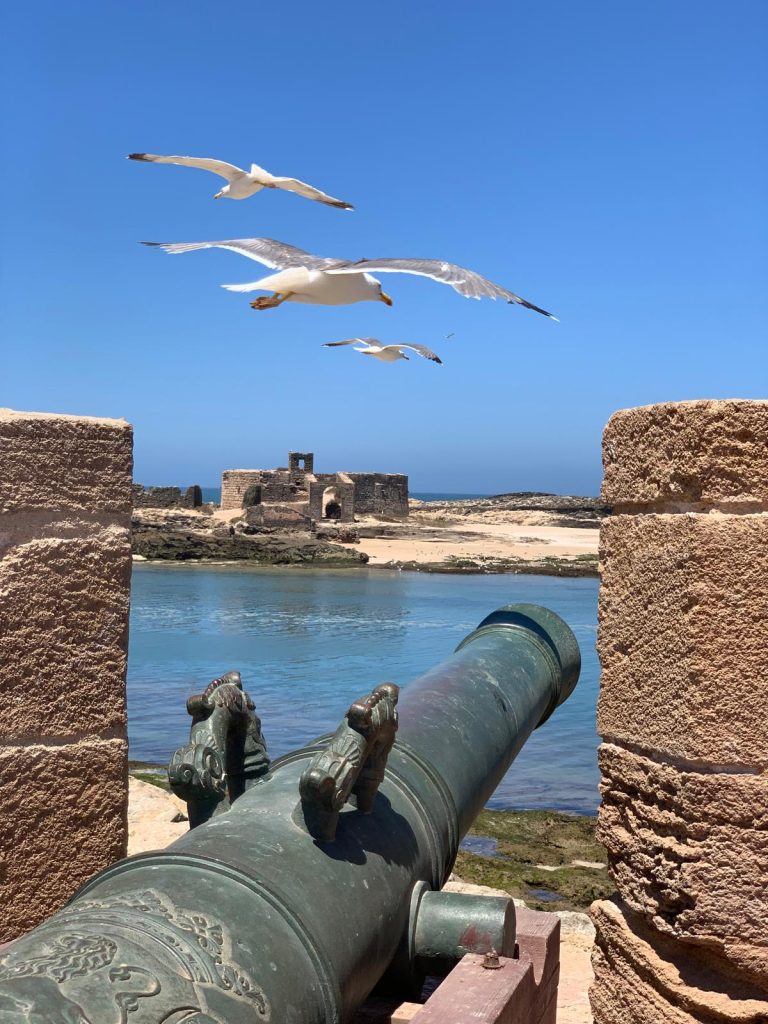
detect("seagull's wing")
(128, 153), (245, 182)
(269, 176), (353, 210)
(328, 258), (557, 318)
(396, 344), (443, 364)
(141, 237), (338, 270)
(322, 338), (379, 348)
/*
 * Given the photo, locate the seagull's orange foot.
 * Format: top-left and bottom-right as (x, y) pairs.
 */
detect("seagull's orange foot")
(250, 291), (293, 311)
(250, 295), (281, 310)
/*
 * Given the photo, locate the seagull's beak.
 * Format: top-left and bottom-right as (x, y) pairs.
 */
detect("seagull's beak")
(379, 291), (393, 306)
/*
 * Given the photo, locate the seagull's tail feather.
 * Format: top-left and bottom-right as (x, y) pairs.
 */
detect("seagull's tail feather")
(221, 281), (266, 293)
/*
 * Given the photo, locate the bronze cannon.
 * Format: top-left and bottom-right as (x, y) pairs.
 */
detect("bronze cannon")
(0, 603), (580, 1023)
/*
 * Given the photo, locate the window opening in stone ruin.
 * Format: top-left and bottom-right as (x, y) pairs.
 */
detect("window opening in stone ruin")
(322, 486), (342, 520)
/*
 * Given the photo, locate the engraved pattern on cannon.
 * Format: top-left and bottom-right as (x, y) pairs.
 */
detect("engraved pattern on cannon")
(168, 671), (270, 828)
(0, 889), (270, 1022)
(299, 682), (399, 840)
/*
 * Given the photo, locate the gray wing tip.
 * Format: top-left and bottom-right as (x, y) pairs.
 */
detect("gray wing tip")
(128, 153), (151, 161)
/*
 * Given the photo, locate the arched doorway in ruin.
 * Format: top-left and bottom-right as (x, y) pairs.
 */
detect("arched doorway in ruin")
(322, 486), (342, 520)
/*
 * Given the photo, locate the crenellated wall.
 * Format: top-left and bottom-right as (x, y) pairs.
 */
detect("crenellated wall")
(590, 400), (768, 1022)
(0, 408), (133, 941)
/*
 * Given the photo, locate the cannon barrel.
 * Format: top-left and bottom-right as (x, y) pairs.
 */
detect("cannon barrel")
(0, 603), (580, 1023)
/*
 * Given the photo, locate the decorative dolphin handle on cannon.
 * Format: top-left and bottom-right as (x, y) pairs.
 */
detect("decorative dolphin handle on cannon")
(0, 604), (580, 1024)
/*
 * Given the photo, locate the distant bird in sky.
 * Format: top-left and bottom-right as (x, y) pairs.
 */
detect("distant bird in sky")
(323, 339), (443, 364)
(141, 238), (557, 317)
(128, 153), (353, 209)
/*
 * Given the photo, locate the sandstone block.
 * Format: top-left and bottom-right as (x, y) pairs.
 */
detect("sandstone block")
(597, 512), (768, 764)
(596, 743), (768, 982)
(0, 409), (132, 515)
(602, 400), (768, 508)
(0, 739), (128, 941)
(590, 899), (768, 1023)
(0, 529), (130, 739)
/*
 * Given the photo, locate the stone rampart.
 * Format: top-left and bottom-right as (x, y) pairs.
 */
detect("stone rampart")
(221, 470), (266, 509)
(132, 483), (202, 509)
(344, 472), (409, 516)
(590, 400), (768, 1020)
(0, 408), (133, 941)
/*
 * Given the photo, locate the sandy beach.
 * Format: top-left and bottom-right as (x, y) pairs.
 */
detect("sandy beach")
(143, 494), (603, 575)
(348, 504), (599, 572)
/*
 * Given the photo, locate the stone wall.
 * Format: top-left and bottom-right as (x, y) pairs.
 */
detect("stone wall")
(132, 484), (202, 508)
(308, 474), (355, 523)
(244, 504), (312, 529)
(344, 473), (409, 516)
(261, 481), (303, 503)
(0, 408), (133, 941)
(288, 450), (314, 476)
(590, 400), (768, 1021)
(221, 470), (269, 509)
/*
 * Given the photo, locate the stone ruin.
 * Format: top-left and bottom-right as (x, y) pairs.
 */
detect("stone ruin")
(132, 483), (203, 509)
(221, 450), (409, 529)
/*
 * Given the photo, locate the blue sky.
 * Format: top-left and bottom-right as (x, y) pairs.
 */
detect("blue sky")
(1, 1), (765, 494)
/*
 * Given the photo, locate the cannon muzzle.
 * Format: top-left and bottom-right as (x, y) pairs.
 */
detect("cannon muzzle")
(0, 603), (580, 1023)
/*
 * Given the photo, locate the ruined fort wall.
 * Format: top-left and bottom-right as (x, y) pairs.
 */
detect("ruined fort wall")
(221, 470), (266, 509)
(0, 409), (133, 941)
(221, 470), (299, 508)
(590, 400), (768, 1021)
(344, 473), (409, 515)
(132, 484), (202, 509)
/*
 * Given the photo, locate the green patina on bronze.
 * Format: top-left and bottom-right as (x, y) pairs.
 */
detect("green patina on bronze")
(0, 603), (580, 1023)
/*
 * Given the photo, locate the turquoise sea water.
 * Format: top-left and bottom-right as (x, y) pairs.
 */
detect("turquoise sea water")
(128, 565), (600, 814)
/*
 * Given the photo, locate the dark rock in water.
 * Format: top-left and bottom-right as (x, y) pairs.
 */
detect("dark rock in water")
(131, 510), (368, 566)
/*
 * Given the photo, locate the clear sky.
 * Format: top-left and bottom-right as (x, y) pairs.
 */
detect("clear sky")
(1, 1), (766, 494)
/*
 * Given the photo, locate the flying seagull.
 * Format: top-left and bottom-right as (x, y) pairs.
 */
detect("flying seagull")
(141, 237), (557, 317)
(323, 339), (443, 364)
(128, 153), (353, 209)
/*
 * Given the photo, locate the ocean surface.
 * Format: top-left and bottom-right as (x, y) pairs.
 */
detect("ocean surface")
(128, 565), (600, 814)
(199, 488), (488, 504)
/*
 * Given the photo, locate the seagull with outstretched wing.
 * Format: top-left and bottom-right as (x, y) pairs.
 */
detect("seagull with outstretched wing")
(128, 153), (353, 209)
(323, 339), (443, 364)
(141, 237), (557, 318)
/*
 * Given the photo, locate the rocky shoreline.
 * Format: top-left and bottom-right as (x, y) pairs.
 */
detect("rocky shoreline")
(131, 492), (605, 576)
(132, 508), (369, 567)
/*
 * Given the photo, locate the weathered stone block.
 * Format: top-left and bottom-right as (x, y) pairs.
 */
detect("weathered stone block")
(0, 739), (128, 941)
(590, 899), (768, 1023)
(602, 400), (768, 509)
(596, 743), (768, 982)
(0, 529), (130, 739)
(0, 409), (132, 515)
(597, 512), (768, 764)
